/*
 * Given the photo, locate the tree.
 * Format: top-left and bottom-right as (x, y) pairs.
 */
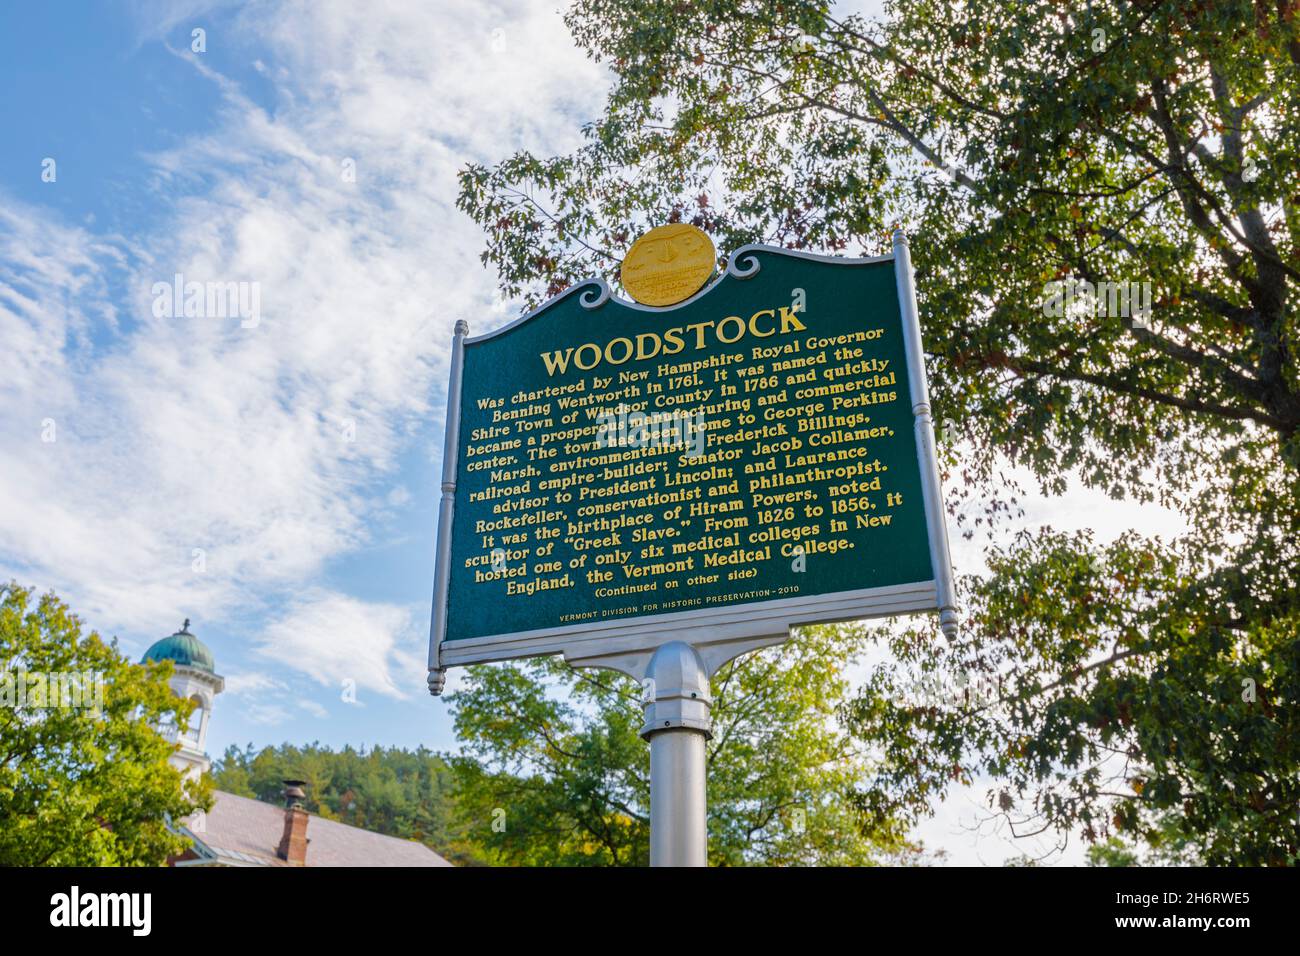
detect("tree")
(1087, 838), (1141, 867)
(448, 624), (927, 865)
(1087, 812), (1199, 865)
(0, 582), (209, 865)
(457, 1), (1298, 863)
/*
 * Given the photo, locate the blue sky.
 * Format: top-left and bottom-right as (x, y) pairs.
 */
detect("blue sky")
(1, 0), (1186, 864)
(0, 0), (608, 759)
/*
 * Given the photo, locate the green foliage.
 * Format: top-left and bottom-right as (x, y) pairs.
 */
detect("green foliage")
(1087, 811), (1201, 866)
(0, 582), (209, 865)
(447, 624), (928, 865)
(210, 742), (474, 864)
(457, 2), (1299, 863)
(849, 529), (1297, 864)
(1087, 838), (1141, 867)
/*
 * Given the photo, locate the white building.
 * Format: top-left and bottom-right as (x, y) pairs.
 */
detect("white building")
(141, 619), (223, 781)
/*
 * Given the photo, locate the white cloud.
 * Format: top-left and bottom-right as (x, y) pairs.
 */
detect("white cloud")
(241, 700), (293, 726)
(254, 590), (418, 699)
(0, 1), (605, 650)
(221, 670), (288, 697)
(299, 698), (329, 719)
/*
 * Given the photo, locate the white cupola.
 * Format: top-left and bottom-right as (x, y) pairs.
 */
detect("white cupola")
(141, 619), (224, 781)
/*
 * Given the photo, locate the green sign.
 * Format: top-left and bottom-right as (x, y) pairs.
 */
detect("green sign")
(428, 242), (956, 681)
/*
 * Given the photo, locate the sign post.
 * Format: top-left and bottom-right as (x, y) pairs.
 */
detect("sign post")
(642, 641), (710, 866)
(428, 229), (956, 865)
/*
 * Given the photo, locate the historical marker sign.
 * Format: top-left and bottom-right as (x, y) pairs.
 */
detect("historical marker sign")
(428, 239), (956, 686)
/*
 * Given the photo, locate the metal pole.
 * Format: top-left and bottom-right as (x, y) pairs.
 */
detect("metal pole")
(892, 230), (960, 639)
(427, 319), (468, 697)
(640, 641), (711, 866)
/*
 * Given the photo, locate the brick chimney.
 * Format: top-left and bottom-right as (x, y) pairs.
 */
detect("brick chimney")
(276, 779), (310, 865)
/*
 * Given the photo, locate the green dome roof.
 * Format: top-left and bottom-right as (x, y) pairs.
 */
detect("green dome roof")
(142, 619), (215, 672)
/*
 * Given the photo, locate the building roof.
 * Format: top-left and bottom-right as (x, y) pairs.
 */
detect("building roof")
(180, 790), (452, 867)
(142, 619), (216, 673)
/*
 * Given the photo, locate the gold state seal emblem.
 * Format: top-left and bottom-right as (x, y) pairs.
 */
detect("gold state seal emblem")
(620, 223), (716, 307)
